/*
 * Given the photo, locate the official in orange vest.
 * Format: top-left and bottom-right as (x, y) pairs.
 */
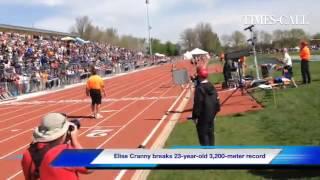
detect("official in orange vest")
(299, 41), (311, 84)
(86, 67), (106, 119)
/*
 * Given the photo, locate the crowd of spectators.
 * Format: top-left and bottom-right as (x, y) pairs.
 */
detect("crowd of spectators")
(0, 31), (151, 97)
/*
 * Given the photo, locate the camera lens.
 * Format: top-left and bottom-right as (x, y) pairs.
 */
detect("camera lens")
(68, 119), (81, 132)
(68, 125), (75, 132)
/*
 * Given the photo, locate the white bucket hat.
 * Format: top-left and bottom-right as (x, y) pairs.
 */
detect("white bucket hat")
(33, 113), (71, 143)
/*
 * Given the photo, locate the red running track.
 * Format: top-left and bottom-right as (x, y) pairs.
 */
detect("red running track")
(0, 61), (195, 180)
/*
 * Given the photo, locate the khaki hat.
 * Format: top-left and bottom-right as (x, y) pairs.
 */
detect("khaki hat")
(33, 113), (71, 143)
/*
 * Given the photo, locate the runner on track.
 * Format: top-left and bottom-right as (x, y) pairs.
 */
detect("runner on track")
(86, 67), (106, 119)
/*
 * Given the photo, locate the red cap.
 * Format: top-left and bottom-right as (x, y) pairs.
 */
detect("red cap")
(198, 68), (208, 78)
(300, 41), (308, 46)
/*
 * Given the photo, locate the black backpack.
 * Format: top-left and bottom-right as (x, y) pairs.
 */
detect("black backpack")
(28, 141), (61, 180)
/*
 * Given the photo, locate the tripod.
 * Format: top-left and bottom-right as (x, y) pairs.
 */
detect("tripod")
(221, 60), (246, 106)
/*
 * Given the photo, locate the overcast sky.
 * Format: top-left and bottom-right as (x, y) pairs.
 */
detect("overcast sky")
(0, 0), (319, 43)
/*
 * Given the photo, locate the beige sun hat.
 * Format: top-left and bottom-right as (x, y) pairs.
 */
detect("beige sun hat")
(33, 113), (71, 143)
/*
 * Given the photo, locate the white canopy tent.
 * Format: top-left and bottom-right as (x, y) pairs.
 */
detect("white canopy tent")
(190, 48), (209, 55)
(183, 51), (193, 60)
(75, 37), (90, 44)
(155, 53), (166, 57)
(61, 36), (75, 41)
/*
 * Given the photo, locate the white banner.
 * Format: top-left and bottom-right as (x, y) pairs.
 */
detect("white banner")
(92, 149), (281, 165)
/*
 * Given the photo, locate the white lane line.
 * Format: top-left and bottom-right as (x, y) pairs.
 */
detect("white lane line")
(5, 96), (178, 106)
(131, 86), (192, 180)
(10, 129), (21, 132)
(80, 126), (122, 129)
(0, 129), (33, 143)
(0, 70), (166, 128)
(115, 86), (189, 180)
(96, 85), (173, 149)
(100, 110), (119, 113)
(0, 71), (169, 158)
(7, 170), (23, 180)
(3, 67), (170, 179)
(0, 67), (164, 124)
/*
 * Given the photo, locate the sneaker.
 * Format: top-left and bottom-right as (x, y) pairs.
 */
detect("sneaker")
(95, 113), (103, 119)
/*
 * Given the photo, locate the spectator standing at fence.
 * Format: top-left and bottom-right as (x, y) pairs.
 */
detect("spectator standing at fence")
(22, 73), (30, 93)
(21, 113), (90, 180)
(40, 70), (48, 90)
(300, 41), (311, 84)
(86, 67), (106, 119)
(30, 71), (38, 92)
(192, 67), (220, 146)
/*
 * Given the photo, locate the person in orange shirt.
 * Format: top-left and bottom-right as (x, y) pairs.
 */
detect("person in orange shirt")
(86, 67), (106, 119)
(40, 70), (49, 90)
(220, 52), (225, 62)
(300, 41), (311, 84)
(239, 56), (246, 77)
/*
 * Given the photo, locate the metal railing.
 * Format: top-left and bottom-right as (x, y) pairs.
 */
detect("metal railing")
(0, 61), (156, 101)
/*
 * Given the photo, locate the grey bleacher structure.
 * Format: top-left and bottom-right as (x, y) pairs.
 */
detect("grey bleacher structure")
(0, 24), (77, 37)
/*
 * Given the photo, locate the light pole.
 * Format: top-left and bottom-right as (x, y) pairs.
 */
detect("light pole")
(145, 0), (152, 56)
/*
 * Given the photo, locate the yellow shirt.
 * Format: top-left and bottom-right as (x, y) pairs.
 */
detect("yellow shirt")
(86, 75), (104, 90)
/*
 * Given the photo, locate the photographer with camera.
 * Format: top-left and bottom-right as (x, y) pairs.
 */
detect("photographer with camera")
(21, 113), (91, 180)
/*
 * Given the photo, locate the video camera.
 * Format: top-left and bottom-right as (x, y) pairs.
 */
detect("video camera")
(225, 49), (252, 61)
(68, 119), (81, 132)
(60, 113), (81, 132)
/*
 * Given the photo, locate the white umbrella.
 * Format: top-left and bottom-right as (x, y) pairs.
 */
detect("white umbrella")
(61, 36), (76, 41)
(155, 53), (165, 57)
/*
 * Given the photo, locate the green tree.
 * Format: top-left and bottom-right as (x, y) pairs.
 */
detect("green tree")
(71, 16), (93, 39)
(180, 22), (222, 54)
(165, 41), (174, 56)
(231, 30), (246, 48)
(313, 33), (320, 39)
(180, 28), (198, 51)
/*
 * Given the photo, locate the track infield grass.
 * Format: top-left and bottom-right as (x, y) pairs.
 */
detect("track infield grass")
(149, 60), (320, 180)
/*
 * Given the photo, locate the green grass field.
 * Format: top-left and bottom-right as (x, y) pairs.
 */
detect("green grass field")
(149, 59), (320, 180)
(289, 50), (320, 56)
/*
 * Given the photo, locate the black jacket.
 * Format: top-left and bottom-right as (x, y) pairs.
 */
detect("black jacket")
(192, 81), (220, 125)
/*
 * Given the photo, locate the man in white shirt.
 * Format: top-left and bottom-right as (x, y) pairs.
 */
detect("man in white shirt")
(283, 48), (292, 67)
(22, 74), (30, 93)
(282, 48), (292, 76)
(282, 48), (297, 87)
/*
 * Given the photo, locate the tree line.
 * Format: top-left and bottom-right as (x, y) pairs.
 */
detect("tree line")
(180, 23), (222, 54)
(221, 28), (320, 52)
(71, 16), (319, 56)
(70, 16), (179, 56)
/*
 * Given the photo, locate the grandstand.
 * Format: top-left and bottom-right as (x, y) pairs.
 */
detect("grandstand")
(0, 24), (150, 101)
(0, 24), (76, 37)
